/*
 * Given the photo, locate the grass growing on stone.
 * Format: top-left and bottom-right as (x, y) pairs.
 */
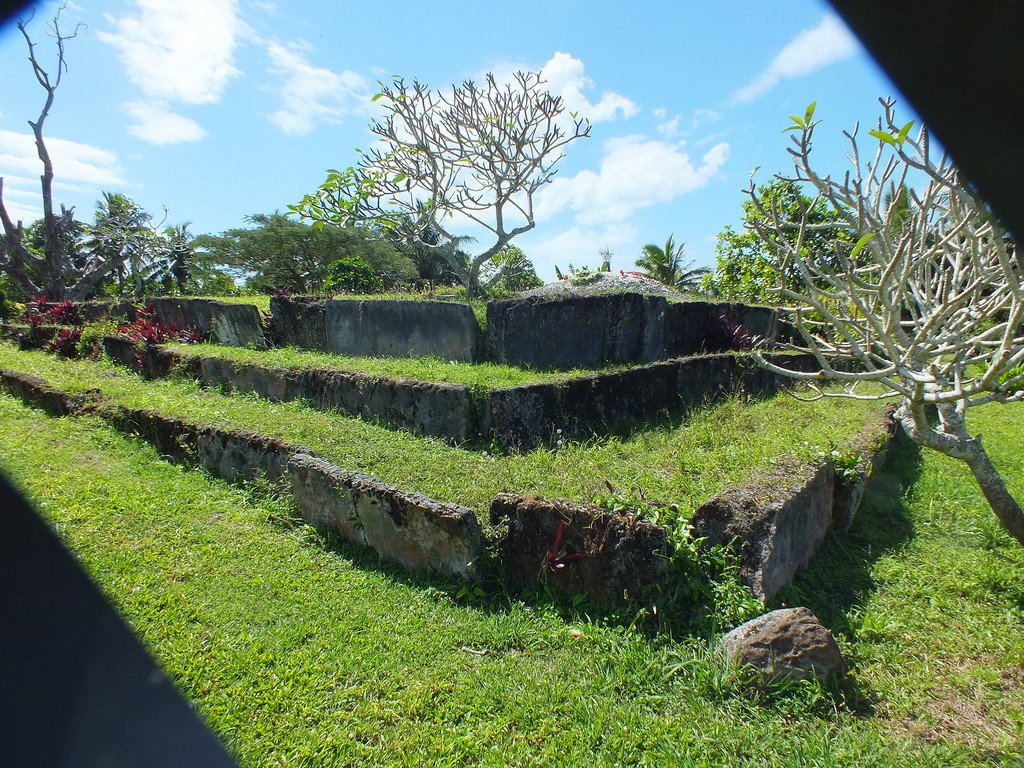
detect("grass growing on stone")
(165, 340), (627, 387)
(2, 390), (1021, 766)
(0, 341), (880, 514)
(206, 292), (490, 328)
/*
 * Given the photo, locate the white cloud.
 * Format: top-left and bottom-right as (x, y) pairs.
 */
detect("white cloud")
(99, 0), (242, 105)
(656, 115), (681, 139)
(0, 129), (126, 188)
(540, 52), (639, 122)
(731, 15), (859, 104)
(538, 136), (730, 225)
(124, 101), (206, 144)
(265, 41), (370, 135)
(0, 131), (127, 223)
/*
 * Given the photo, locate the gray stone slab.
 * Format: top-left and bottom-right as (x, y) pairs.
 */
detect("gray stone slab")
(325, 299), (479, 361)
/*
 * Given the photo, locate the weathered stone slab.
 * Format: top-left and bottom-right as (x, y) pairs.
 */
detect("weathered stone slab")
(0, 368), (93, 416)
(489, 493), (669, 605)
(721, 607), (846, 681)
(482, 360), (681, 451)
(149, 298), (267, 349)
(486, 293), (666, 370)
(663, 301), (778, 357)
(832, 403), (899, 530)
(692, 457), (835, 602)
(268, 296), (327, 351)
(326, 299), (479, 362)
(287, 454), (482, 577)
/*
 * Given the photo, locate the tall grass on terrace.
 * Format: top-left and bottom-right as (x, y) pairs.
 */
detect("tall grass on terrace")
(1, 390), (1020, 765)
(164, 341), (627, 388)
(0, 341), (882, 513)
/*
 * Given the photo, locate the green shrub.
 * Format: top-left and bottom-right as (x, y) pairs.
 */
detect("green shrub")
(324, 256), (383, 294)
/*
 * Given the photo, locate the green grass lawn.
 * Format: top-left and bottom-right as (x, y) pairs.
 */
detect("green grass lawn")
(1, 386), (1021, 765)
(164, 341), (627, 388)
(0, 342), (881, 514)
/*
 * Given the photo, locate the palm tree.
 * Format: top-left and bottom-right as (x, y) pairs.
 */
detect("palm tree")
(636, 235), (710, 291)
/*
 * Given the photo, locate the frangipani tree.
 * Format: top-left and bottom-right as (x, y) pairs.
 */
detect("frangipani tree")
(291, 71), (590, 296)
(752, 99), (1024, 545)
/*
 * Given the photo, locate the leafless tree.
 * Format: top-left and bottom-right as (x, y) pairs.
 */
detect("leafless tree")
(0, 6), (119, 300)
(293, 72), (590, 296)
(752, 99), (1024, 545)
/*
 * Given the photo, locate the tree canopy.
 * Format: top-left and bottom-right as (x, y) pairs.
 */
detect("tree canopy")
(291, 71), (590, 296)
(702, 178), (851, 304)
(194, 213), (416, 294)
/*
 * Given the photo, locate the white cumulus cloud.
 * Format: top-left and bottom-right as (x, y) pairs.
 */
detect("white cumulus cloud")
(125, 101), (206, 144)
(0, 130), (127, 222)
(540, 52), (639, 122)
(731, 15), (860, 104)
(266, 41), (370, 135)
(99, 0), (243, 105)
(538, 136), (730, 225)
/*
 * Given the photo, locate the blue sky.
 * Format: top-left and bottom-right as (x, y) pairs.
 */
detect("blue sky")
(0, 0), (913, 281)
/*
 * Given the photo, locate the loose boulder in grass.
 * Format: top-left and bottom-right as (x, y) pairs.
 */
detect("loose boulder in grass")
(721, 607), (846, 682)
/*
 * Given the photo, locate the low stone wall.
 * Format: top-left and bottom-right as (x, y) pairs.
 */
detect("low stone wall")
(482, 354), (799, 451)
(99, 336), (814, 450)
(486, 293), (666, 369)
(0, 366), (482, 578)
(102, 338), (475, 442)
(271, 297), (479, 362)
(0, 369), (90, 416)
(663, 301), (779, 357)
(832, 403), (900, 531)
(149, 298), (267, 349)
(288, 454), (481, 577)
(489, 493), (669, 605)
(692, 406), (898, 602)
(0, 361), (900, 606)
(1, 323), (60, 350)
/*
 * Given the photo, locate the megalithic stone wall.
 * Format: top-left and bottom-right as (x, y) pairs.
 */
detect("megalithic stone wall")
(663, 301), (779, 357)
(485, 293), (667, 370)
(270, 297), (480, 362)
(149, 298), (268, 349)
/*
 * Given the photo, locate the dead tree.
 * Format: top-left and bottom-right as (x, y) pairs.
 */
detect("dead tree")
(752, 99), (1024, 545)
(0, 7), (118, 300)
(293, 72), (590, 296)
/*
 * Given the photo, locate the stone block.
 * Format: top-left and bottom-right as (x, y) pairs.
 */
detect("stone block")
(149, 298), (267, 349)
(287, 454), (483, 577)
(489, 493), (669, 605)
(664, 301), (778, 357)
(326, 299), (479, 361)
(486, 293), (666, 369)
(268, 296), (327, 351)
(692, 456), (835, 601)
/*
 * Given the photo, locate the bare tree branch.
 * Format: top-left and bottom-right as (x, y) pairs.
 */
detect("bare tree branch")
(293, 71), (590, 296)
(752, 98), (1024, 545)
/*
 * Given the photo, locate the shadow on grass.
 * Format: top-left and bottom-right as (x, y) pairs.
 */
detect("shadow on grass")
(771, 432), (923, 712)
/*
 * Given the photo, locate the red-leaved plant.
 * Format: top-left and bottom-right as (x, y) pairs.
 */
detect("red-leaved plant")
(51, 327), (82, 358)
(118, 304), (202, 344)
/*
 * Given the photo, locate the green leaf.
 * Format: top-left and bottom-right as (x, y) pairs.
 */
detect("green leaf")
(869, 129), (897, 146)
(851, 232), (875, 259)
(803, 101), (817, 124)
(371, 92), (385, 103)
(896, 120), (915, 145)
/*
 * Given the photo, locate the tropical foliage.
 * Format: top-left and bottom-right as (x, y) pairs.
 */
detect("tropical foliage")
(636, 235), (709, 291)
